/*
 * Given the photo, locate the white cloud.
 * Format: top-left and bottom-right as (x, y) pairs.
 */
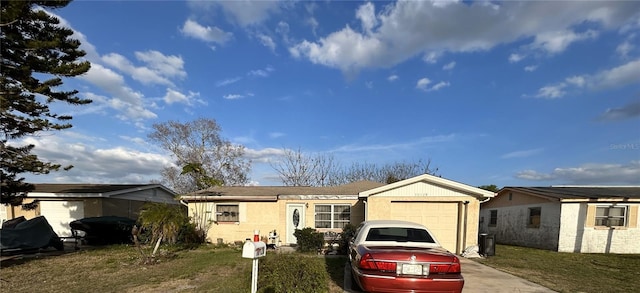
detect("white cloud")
(244, 147), (287, 163)
(248, 66), (275, 77)
(214, 0), (281, 27)
(416, 78), (450, 92)
(356, 2), (378, 34)
(431, 81), (451, 91)
(257, 34), (276, 52)
(163, 89), (200, 105)
(442, 61), (456, 70)
(416, 78), (431, 91)
(19, 133), (172, 184)
(501, 148), (543, 159)
(276, 21), (290, 43)
(509, 53), (525, 63)
(598, 100), (640, 121)
(269, 132), (285, 139)
(591, 59), (640, 89)
(332, 134), (457, 153)
(365, 81), (373, 89)
(533, 59), (640, 98)
(566, 75), (587, 87)
(216, 77), (242, 87)
(289, 1), (638, 74)
(180, 19), (232, 44)
(524, 65), (538, 72)
(388, 74), (399, 82)
(516, 161), (640, 184)
(135, 51), (186, 79)
(616, 40), (634, 58)
(81, 64), (157, 121)
(423, 52), (442, 64)
(531, 29), (598, 54)
(102, 51), (185, 87)
(306, 17), (319, 36)
(535, 84), (567, 99)
(223, 94), (245, 100)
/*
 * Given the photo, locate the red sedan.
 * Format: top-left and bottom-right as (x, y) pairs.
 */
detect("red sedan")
(348, 220), (464, 293)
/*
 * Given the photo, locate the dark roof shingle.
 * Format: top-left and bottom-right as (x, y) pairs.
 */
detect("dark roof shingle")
(502, 186), (640, 200)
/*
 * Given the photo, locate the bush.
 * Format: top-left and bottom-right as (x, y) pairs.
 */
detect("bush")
(258, 254), (329, 293)
(293, 227), (324, 253)
(338, 223), (357, 255)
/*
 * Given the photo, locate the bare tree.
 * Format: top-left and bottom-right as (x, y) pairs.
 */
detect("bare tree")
(271, 148), (438, 186)
(270, 148), (339, 186)
(148, 118), (251, 193)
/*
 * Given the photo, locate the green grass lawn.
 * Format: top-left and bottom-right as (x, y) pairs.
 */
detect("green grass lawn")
(0, 245), (347, 293)
(475, 244), (640, 293)
(1, 244), (638, 293)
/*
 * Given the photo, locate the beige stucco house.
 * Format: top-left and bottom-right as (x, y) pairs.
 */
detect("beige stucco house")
(1, 184), (178, 236)
(183, 174), (495, 254)
(480, 186), (640, 253)
(181, 181), (384, 247)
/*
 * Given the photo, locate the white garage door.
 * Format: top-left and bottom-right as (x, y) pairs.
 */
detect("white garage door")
(40, 201), (84, 237)
(390, 202), (459, 252)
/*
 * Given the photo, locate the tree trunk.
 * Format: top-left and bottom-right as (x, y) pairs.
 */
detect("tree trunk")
(152, 233), (163, 257)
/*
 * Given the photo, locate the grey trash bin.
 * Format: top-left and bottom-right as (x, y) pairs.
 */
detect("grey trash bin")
(478, 233), (495, 256)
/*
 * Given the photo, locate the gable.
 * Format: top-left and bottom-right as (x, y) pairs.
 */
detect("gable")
(359, 174), (495, 200)
(366, 181), (479, 198)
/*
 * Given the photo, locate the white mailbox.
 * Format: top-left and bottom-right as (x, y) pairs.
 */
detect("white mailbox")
(242, 241), (266, 259)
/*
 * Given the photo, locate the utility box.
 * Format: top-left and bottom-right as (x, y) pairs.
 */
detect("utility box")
(242, 241), (267, 259)
(479, 233), (496, 256)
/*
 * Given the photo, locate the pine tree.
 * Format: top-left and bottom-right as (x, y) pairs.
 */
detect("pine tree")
(1, 0), (91, 205)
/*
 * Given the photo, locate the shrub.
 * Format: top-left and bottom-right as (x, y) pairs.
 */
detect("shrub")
(293, 227), (324, 253)
(258, 253), (329, 293)
(338, 223), (357, 255)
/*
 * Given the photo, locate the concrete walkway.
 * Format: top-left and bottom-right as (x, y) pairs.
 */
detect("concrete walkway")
(459, 257), (556, 293)
(342, 257), (556, 293)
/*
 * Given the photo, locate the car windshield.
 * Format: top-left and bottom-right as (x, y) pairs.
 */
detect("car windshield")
(365, 227), (435, 243)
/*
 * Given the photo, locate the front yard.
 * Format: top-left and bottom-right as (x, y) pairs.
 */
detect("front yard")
(1, 244), (639, 292)
(0, 245), (346, 293)
(476, 244), (640, 293)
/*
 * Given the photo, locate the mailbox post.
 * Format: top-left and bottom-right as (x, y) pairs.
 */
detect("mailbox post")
(242, 240), (266, 293)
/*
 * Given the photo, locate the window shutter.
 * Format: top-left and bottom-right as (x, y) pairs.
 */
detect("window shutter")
(629, 205), (638, 228)
(585, 205), (596, 227)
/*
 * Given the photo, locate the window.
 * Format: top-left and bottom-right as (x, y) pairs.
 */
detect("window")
(528, 207), (541, 228)
(489, 210), (498, 227)
(315, 204), (350, 229)
(596, 205), (627, 227)
(365, 227), (435, 243)
(216, 204), (239, 222)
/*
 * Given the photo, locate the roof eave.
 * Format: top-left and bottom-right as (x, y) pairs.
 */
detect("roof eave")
(359, 174), (496, 199)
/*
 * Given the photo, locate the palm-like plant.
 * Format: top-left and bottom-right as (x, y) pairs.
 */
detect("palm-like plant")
(138, 203), (188, 256)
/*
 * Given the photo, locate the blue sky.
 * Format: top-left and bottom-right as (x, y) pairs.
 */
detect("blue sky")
(21, 0), (640, 188)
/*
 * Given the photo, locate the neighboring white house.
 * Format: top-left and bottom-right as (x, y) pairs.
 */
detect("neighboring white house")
(480, 186), (640, 254)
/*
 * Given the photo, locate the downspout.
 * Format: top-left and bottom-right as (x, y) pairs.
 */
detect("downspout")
(363, 198), (368, 221)
(462, 201), (469, 252)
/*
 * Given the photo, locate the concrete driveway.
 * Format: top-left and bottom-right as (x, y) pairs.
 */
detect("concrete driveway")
(343, 257), (556, 293)
(459, 257), (556, 293)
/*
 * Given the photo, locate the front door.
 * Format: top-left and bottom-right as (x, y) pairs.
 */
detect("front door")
(286, 204), (306, 244)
